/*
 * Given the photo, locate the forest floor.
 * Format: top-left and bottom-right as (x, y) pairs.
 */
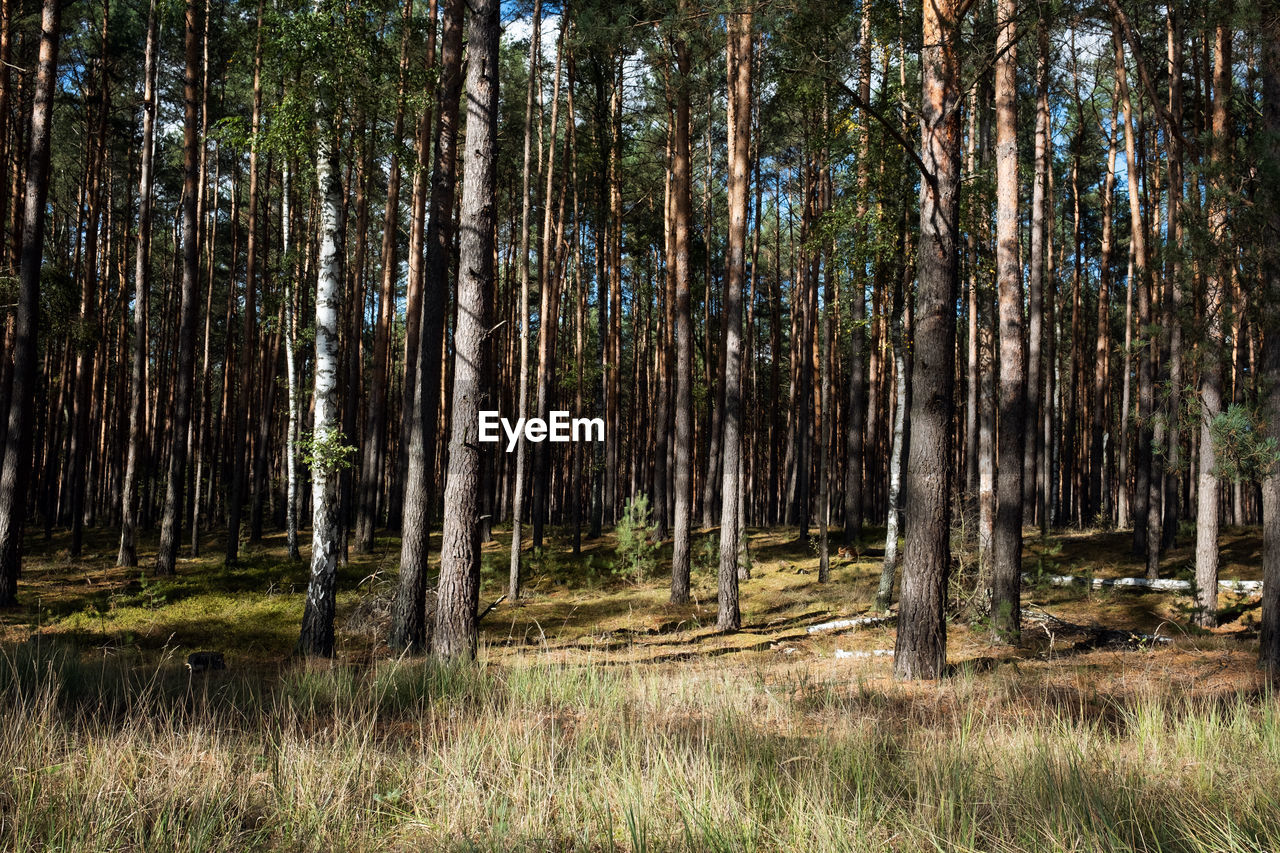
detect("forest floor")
(1, 522), (1278, 850)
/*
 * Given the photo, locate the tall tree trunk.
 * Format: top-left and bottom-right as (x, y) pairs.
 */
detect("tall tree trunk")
(1023, 19), (1048, 524)
(1116, 27), (1153, 561)
(991, 0), (1024, 642)
(283, 163), (300, 561)
(296, 55), (347, 658)
(1091, 116), (1119, 525)
(1258, 0), (1280, 674)
(508, 0), (540, 599)
(155, 0), (203, 577)
(670, 22), (694, 605)
(530, 26), (565, 552)
(1118, 240), (1135, 528)
(1194, 11), (1232, 627)
(226, 0), (264, 565)
(979, 313), (994, 572)
(433, 0), (498, 660)
(356, 0), (414, 554)
(843, 2), (870, 547)
(894, 0), (962, 680)
(0, 0), (61, 603)
(718, 7), (751, 630)
(390, 0), (438, 531)
(1161, 9), (1184, 550)
(390, 0), (464, 652)
(68, 0), (109, 558)
(118, 0), (157, 568)
(876, 247), (908, 611)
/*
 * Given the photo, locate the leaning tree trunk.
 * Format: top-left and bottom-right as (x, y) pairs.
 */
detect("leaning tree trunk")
(155, 0), (203, 578)
(118, 0), (157, 569)
(297, 48), (346, 659)
(990, 0), (1024, 643)
(894, 0), (962, 681)
(432, 0), (499, 661)
(717, 6), (752, 631)
(0, 0), (61, 604)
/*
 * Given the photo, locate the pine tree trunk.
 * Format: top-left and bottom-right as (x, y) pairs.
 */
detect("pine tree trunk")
(991, 0), (1024, 641)
(670, 24), (694, 606)
(1023, 19), (1048, 525)
(876, 271), (908, 612)
(356, 0), (413, 554)
(226, 0), (263, 565)
(433, 0), (498, 661)
(1116, 27), (1153, 560)
(1194, 14), (1232, 628)
(0, 0), (60, 603)
(1259, 0), (1280, 673)
(1160, 11), (1184, 550)
(1118, 241), (1135, 529)
(894, 0), (962, 680)
(530, 28), (565, 552)
(155, 0), (203, 578)
(718, 7), (751, 630)
(390, 0), (464, 652)
(842, 3), (871, 547)
(1090, 118), (1118, 525)
(390, 0), (438, 532)
(118, 0), (157, 569)
(68, 0), (109, 559)
(508, 0), (540, 599)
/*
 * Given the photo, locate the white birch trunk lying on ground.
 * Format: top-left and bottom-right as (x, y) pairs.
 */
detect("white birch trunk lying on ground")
(1025, 574), (1262, 594)
(807, 615), (896, 634)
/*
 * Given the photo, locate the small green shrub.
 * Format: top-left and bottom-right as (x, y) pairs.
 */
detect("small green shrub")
(615, 494), (659, 582)
(694, 536), (718, 575)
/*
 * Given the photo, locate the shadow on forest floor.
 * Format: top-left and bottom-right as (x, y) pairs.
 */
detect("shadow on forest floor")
(0, 521), (1268, 699)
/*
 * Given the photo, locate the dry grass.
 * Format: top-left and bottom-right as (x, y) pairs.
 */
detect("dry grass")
(0, 524), (1277, 850)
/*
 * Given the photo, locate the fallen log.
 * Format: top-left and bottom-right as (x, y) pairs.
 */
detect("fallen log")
(834, 648), (894, 659)
(806, 615), (896, 634)
(1023, 574), (1262, 594)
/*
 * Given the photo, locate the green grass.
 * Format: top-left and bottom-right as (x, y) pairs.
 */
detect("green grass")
(2, 639), (1280, 851)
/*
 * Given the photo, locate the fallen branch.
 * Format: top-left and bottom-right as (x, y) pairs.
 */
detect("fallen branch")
(1023, 607), (1173, 651)
(477, 594), (508, 623)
